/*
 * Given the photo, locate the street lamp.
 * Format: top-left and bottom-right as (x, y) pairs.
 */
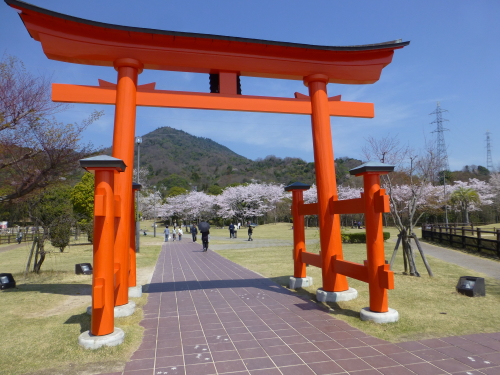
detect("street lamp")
(153, 186), (157, 237)
(135, 136), (142, 250)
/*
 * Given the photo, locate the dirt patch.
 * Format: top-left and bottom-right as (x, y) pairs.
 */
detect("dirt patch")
(24, 286), (91, 318)
(22, 360), (124, 375)
(137, 265), (156, 286)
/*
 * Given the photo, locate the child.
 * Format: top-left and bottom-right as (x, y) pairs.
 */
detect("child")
(178, 227), (183, 241)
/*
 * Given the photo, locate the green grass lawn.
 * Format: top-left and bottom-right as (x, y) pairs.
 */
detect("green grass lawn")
(0, 233), (163, 375)
(214, 223), (500, 342)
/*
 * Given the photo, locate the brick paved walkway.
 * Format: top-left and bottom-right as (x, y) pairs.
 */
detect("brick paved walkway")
(101, 241), (500, 375)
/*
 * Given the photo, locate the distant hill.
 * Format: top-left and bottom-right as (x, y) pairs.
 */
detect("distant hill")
(112, 126), (363, 191)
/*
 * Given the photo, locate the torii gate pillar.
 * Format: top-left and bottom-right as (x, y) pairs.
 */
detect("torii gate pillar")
(304, 74), (349, 294)
(111, 58), (143, 309)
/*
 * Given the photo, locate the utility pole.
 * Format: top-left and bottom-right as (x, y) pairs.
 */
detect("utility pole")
(486, 131), (493, 171)
(135, 136), (142, 251)
(430, 102), (450, 225)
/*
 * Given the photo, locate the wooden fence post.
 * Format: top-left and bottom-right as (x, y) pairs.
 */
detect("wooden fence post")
(477, 228), (482, 253)
(496, 230), (500, 257)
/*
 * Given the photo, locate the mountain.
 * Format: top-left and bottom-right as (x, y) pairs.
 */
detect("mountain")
(129, 126), (362, 191)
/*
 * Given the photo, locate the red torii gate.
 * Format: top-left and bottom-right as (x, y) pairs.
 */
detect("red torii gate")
(7, 0), (408, 345)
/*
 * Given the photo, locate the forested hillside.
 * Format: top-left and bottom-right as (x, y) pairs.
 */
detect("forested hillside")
(127, 126), (363, 191)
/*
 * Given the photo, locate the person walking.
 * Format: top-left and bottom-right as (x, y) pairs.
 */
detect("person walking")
(178, 227), (183, 241)
(248, 225), (253, 241)
(172, 227), (177, 241)
(164, 225), (170, 242)
(201, 229), (210, 251)
(191, 223), (198, 242)
(229, 223), (235, 238)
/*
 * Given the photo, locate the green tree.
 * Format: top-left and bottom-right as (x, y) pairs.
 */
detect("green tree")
(70, 172), (95, 243)
(207, 184), (223, 195)
(71, 173), (94, 219)
(167, 186), (188, 197)
(26, 185), (74, 272)
(449, 187), (480, 224)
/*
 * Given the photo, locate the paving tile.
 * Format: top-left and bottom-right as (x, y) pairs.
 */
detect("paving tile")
(418, 338), (451, 349)
(184, 362), (217, 375)
(307, 360), (345, 374)
(279, 364), (316, 375)
(248, 368), (282, 375)
(386, 351), (424, 365)
(214, 359), (247, 373)
(243, 357), (276, 370)
(123, 369), (155, 375)
(288, 342), (320, 353)
(324, 348), (357, 361)
(349, 346), (383, 358)
(238, 347), (268, 359)
(430, 358), (475, 372)
(377, 366), (418, 375)
(405, 362), (447, 374)
(336, 358), (372, 372)
(362, 355), (399, 368)
(412, 348), (450, 361)
(124, 358), (155, 372)
(296, 351), (331, 363)
(156, 345), (183, 357)
(155, 355), (185, 368)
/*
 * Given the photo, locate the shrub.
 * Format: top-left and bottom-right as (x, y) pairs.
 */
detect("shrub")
(342, 232), (390, 243)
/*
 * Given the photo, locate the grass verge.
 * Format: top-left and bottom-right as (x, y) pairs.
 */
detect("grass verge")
(0, 234), (163, 375)
(214, 223), (500, 343)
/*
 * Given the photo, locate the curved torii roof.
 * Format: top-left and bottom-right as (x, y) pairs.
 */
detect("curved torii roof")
(6, 0), (409, 84)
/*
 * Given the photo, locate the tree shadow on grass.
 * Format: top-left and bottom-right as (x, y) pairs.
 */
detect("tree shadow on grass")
(6, 283), (91, 296)
(64, 312), (90, 333)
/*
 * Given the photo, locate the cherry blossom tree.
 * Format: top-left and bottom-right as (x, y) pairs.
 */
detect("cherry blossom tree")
(447, 178), (495, 223)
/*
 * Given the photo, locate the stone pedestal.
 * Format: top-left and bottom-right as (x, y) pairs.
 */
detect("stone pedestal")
(360, 307), (399, 323)
(289, 276), (313, 289)
(316, 287), (358, 303)
(78, 328), (125, 349)
(129, 285), (142, 298)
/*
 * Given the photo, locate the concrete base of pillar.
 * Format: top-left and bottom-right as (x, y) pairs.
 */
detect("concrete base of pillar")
(86, 301), (136, 318)
(128, 285), (143, 298)
(316, 287), (358, 303)
(360, 307), (399, 323)
(78, 328), (125, 349)
(289, 276), (313, 289)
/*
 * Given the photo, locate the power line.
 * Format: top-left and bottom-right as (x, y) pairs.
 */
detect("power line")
(430, 101), (450, 172)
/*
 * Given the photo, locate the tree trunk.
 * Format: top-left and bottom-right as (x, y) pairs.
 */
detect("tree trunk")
(401, 230), (420, 277)
(33, 237), (46, 273)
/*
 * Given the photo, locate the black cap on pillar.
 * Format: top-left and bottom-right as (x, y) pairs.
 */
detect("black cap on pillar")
(284, 182), (311, 192)
(349, 161), (394, 176)
(79, 155), (126, 172)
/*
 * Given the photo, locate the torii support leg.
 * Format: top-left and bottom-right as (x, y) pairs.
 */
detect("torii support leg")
(91, 169), (116, 336)
(112, 58), (142, 308)
(304, 74), (349, 293)
(288, 189), (313, 289)
(128, 188), (142, 298)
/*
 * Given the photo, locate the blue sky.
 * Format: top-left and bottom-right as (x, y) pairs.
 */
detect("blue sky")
(1, 0), (499, 171)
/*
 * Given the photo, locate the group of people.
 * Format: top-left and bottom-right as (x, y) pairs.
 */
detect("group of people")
(163, 223), (210, 252)
(163, 225), (183, 241)
(164, 221), (255, 251)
